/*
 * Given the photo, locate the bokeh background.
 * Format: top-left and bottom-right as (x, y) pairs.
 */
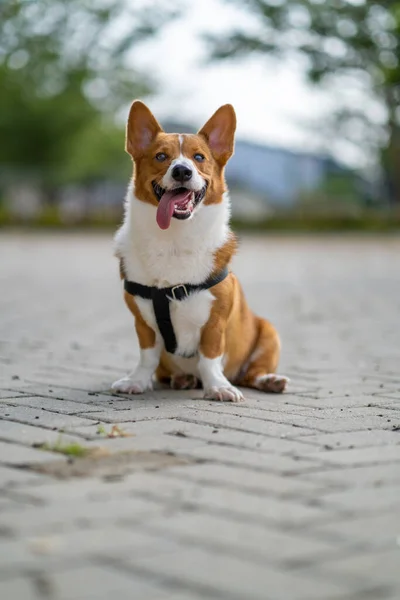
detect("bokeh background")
(1, 0), (399, 230)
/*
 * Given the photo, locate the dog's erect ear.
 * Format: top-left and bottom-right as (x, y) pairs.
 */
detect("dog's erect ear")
(126, 100), (163, 158)
(198, 104), (236, 165)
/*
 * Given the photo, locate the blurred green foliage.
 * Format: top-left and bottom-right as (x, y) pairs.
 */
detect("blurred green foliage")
(0, 0), (176, 190)
(299, 172), (361, 208)
(208, 0), (400, 204)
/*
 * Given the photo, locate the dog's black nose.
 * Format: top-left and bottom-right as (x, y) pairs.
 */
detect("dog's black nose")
(172, 165), (192, 182)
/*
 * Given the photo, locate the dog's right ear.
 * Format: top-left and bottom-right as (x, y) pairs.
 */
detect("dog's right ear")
(126, 101), (163, 159)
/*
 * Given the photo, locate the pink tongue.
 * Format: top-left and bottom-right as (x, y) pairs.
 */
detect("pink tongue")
(156, 189), (192, 230)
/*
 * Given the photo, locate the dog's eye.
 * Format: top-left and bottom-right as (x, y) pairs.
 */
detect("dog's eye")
(155, 152), (167, 162)
(193, 153), (205, 162)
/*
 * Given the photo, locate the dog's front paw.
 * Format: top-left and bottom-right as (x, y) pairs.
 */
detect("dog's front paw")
(204, 385), (244, 403)
(111, 377), (152, 395)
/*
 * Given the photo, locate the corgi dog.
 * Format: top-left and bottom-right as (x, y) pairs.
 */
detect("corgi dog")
(112, 101), (288, 401)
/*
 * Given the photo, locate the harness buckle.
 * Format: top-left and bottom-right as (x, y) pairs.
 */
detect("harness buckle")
(170, 284), (189, 301)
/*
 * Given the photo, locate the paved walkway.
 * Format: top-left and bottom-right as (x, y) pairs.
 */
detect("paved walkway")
(0, 232), (399, 600)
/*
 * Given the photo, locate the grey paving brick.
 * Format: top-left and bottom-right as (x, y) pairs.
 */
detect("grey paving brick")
(301, 549), (400, 591)
(311, 511), (400, 548)
(39, 564), (198, 600)
(292, 429), (400, 451)
(1, 384), (118, 402)
(0, 495), (165, 537)
(113, 470), (331, 527)
(129, 510), (341, 564)
(0, 465), (48, 488)
(122, 545), (360, 600)
(282, 395), (382, 408)
(189, 404), (398, 434)
(0, 419), (88, 447)
(84, 433), (207, 455)
(162, 462), (330, 497)
(78, 406), (190, 423)
(178, 408), (320, 436)
(0, 528), (183, 575)
(0, 578), (35, 599)
(69, 418), (319, 454)
(2, 233), (400, 600)
(0, 390), (28, 400)
(0, 440), (64, 466)
(0, 404), (94, 429)
(301, 463), (400, 488)
(319, 484), (400, 512)
(176, 443), (323, 474)
(304, 445), (400, 466)
(0, 395), (106, 414)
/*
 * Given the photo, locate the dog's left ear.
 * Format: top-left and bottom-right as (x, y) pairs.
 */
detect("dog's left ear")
(198, 104), (236, 165)
(126, 100), (163, 159)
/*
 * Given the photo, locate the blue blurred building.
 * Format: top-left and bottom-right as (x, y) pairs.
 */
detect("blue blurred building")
(226, 139), (347, 207)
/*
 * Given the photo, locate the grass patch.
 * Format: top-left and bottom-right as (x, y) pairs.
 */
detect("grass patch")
(96, 424), (107, 436)
(34, 438), (90, 458)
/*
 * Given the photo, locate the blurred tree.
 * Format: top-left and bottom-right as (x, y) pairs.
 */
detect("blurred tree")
(0, 0), (176, 191)
(207, 0), (400, 204)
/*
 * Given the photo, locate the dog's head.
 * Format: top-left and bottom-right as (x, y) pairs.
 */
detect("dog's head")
(126, 101), (236, 230)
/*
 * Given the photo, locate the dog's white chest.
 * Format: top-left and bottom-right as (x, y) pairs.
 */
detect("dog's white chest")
(136, 290), (214, 358)
(115, 188), (230, 364)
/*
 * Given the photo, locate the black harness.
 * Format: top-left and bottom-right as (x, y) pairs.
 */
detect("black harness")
(124, 267), (229, 355)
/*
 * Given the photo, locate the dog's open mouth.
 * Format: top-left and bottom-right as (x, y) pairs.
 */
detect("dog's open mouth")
(152, 182), (207, 230)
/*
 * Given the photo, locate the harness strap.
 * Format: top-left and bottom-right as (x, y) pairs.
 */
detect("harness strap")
(124, 267), (229, 354)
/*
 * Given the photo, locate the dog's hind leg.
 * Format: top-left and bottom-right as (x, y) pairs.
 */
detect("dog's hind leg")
(236, 317), (289, 393)
(155, 356), (200, 390)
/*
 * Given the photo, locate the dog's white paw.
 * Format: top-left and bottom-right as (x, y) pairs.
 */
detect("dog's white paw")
(204, 385), (244, 403)
(111, 377), (152, 395)
(255, 374), (289, 394)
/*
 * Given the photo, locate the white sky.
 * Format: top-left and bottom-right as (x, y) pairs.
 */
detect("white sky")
(129, 0), (383, 169)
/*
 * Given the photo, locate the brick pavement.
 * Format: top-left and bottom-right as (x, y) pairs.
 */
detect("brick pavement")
(0, 232), (399, 600)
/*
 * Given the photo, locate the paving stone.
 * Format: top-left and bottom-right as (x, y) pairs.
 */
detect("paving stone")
(0, 495), (165, 537)
(292, 429), (400, 451)
(0, 395), (106, 414)
(0, 390), (28, 400)
(319, 484), (400, 512)
(0, 578), (35, 599)
(311, 511), (400, 548)
(189, 404), (398, 434)
(0, 405), (94, 429)
(128, 510), (341, 564)
(176, 443), (323, 474)
(84, 433), (207, 454)
(39, 564), (199, 600)
(113, 470), (331, 528)
(78, 407), (190, 423)
(123, 545), (362, 600)
(162, 462), (330, 497)
(282, 395), (385, 408)
(0, 528), (183, 575)
(0, 440), (64, 466)
(0, 465), (48, 488)
(301, 549), (400, 591)
(1, 233), (400, 600)
(177, 408), (320, 436)
(304, 445), (400, 466)
(0, 419), (87, 447)
(301, 463), (400, 488)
